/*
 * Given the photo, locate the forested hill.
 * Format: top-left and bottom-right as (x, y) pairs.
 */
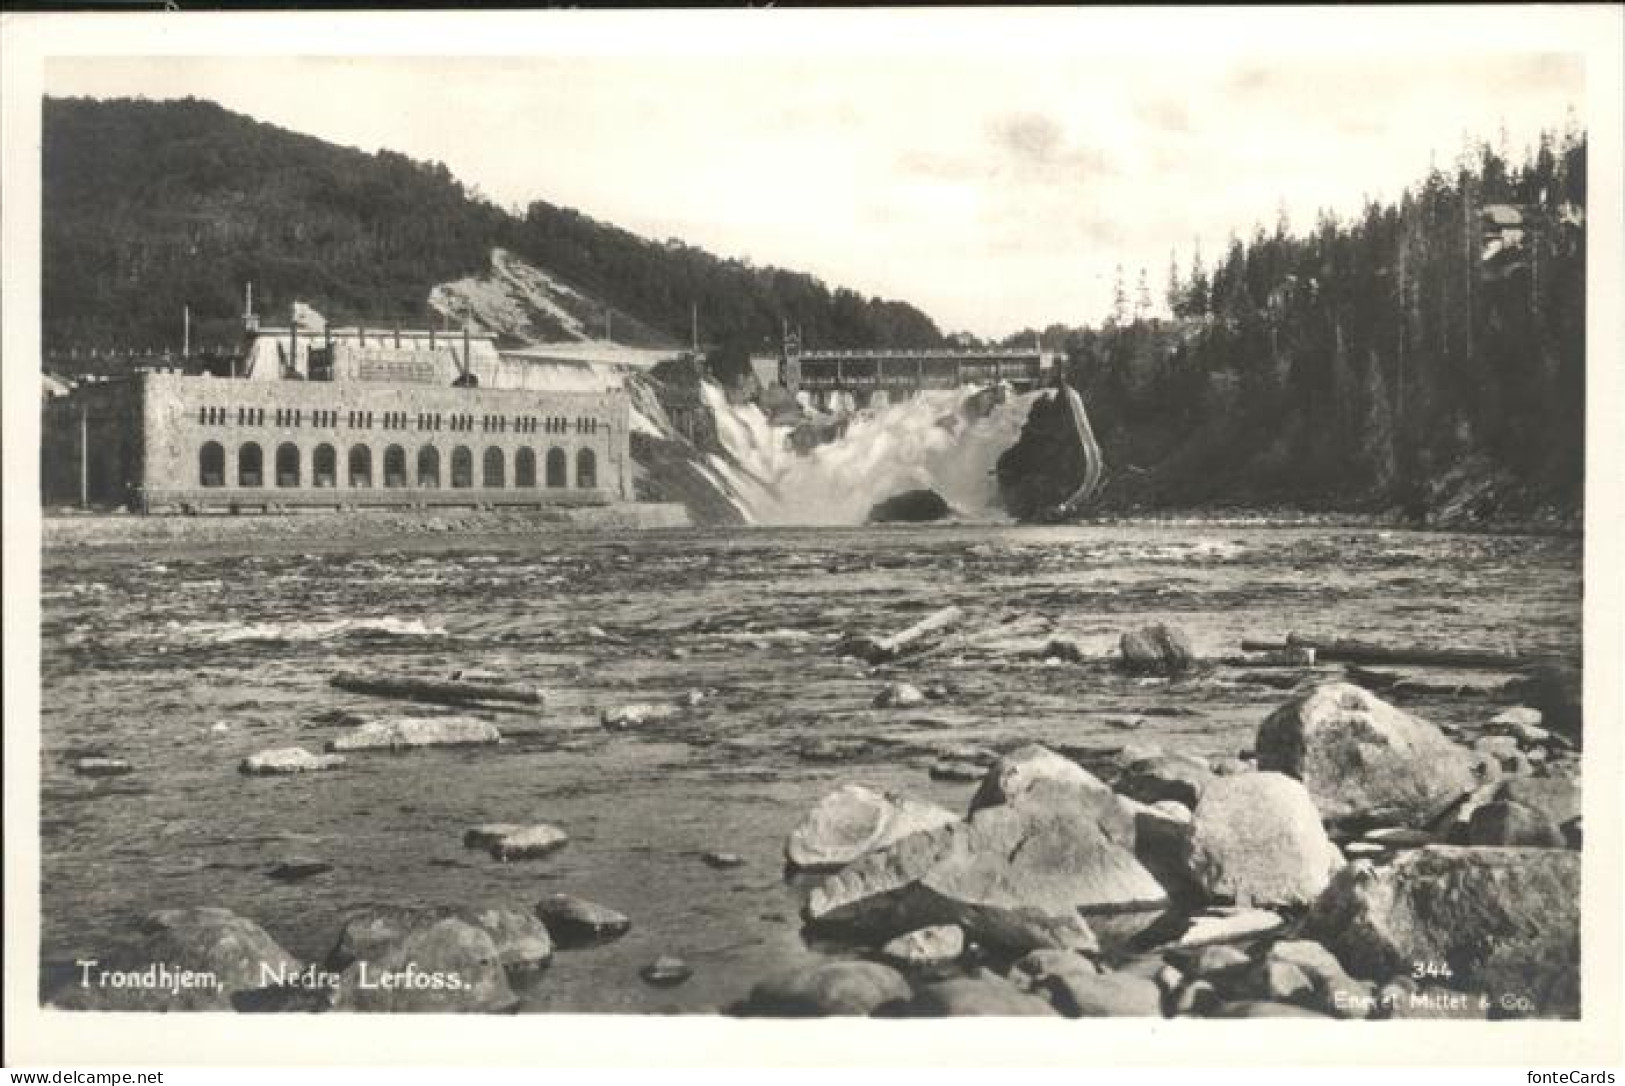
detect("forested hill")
(1013, 130), (1588, 525)
(41, 96), (944, 352)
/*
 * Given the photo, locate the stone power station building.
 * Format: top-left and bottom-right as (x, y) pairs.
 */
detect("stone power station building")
(42, 317), (633, 514)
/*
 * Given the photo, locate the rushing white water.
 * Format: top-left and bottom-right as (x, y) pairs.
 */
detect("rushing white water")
(701, 382), (1042, 525)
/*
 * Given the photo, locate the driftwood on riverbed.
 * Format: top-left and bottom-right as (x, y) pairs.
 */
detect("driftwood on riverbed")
(1238, 634), (1531, 670)
(836, 606), (964, 664)
(329, 671), (545, 708)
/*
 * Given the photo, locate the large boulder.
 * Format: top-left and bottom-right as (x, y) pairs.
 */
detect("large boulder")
(1306, 845), (1580, 1015)
(741, 961), (911, 1016)
(969, 743), (1113, 812)
(327, 904), (552, 980)
(785, 784), (958, 871)
(1491, 776), (1581, 828)
(51, 907), (302, 1011)
(1256, 682), (1479, 826)
(805, 798), (1167, 954)
(1118, 624), (1197, 677)
(996, 385), (1104, 522)
(867, 489), (952, 524)
(1117, 753), (1214, 808)
(328, 915), (517, 1012)
(1182, 772), (1344, 908)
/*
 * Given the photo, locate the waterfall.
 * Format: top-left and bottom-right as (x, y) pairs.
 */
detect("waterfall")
(700, 382), (1042, 526)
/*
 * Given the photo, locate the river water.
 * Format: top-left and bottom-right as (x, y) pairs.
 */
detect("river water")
(38, 523), (1581, 1012)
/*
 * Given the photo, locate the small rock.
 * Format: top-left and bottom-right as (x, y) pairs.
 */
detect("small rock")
(209, 722), (230, 734)
(534, 894), (630, 948)
(880, 924), (965, 968)
(1473, 735), (1520, 760)
(1466, 800), (1565, 848)
(1489, 706), (1543, 730)
(1174, 979), (1221, 1015)
(1306, 845), (1579, 1016)
(326, 717), (500, 752)
(73, 757), (132, 777)
(1007, 948), (1100, 994)
(640, 955), (692, 987)
(1042, 636), (1087, 663)
(329, 914), (516, 1012)
(1258, 960), (1315, 1003)
(464, 823), (524, 851)
(1172, 907), (1287, 951)
(702, 851), (746, 869)
(907, 971), (1059, 1016)
(1211, 1000), (1332, 1018)
(488, 824), (570, 862)
(266, 857), (332, 881)
(1208, 756), (1253, 776)
(1360, 827), (1434, 848)
(239, 748), (346, 775)
(1256, 681), (1479, 826)
(1183, 772), (1344, 907)
(601, 703), (681, 730)
(785, 783), (958, 870)
(1043, 969), (1165, 1017)
(1183, 944), (1252, 979)
(681, 689), (706, 708)
(1118, 623), (1197, 676)
(1117, 754), (1214, 808)
(873, 682), (927, 709)
(743, 961), (911, 1016)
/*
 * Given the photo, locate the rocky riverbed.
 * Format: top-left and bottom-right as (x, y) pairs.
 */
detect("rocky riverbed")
(38, 524), (1582, 1015)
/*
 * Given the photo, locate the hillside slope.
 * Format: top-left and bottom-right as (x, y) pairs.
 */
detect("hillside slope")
(41, 96), (945, 354)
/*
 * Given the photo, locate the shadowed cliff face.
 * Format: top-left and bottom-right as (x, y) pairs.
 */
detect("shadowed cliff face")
(995, 386), (1106, 521)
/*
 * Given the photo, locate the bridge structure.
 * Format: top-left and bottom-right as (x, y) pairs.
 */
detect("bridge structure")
(781, 339), (1053, 410)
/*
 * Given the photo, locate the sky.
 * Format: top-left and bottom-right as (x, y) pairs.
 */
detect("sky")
(42, 17), (1587, 340)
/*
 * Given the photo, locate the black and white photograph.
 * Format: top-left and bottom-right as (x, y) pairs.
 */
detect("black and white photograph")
(3, 5), (1622, 1070)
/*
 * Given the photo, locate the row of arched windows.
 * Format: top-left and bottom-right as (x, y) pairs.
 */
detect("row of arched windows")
(199, 442), (597, 491)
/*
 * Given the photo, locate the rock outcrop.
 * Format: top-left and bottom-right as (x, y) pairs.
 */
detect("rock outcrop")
(1306, 845), (1580, 1016)
(867, 489), (952, 524)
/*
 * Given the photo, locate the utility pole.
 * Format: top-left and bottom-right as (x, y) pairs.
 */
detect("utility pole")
(183, 305), (191, 358)
(78, 403), (89, 507)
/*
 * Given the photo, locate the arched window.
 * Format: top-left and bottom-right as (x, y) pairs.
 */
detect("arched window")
(515, 447), (537, 488)
(313, 444), (337, 488)
(417, 446), (440, 488)
(451, 446), (473, 489)
(383, 445), (407, 488)
(545, 447), (568, 488)
(349, 445), (373, 489)
(199, 441), (225, 487)
(483, 447), (506, 488)
(238, 442), (263, 488)
(576, 448), (597, 490)
(275, 443), (301, 487)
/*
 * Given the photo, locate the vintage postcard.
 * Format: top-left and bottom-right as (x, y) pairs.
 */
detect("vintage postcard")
(3, 5), (1621, 1069)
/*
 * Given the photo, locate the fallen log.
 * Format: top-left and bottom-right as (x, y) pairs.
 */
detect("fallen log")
(329, 671), (544, 707)
(1279, 634), (1530, 670)
(836, 605), (964, 664)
